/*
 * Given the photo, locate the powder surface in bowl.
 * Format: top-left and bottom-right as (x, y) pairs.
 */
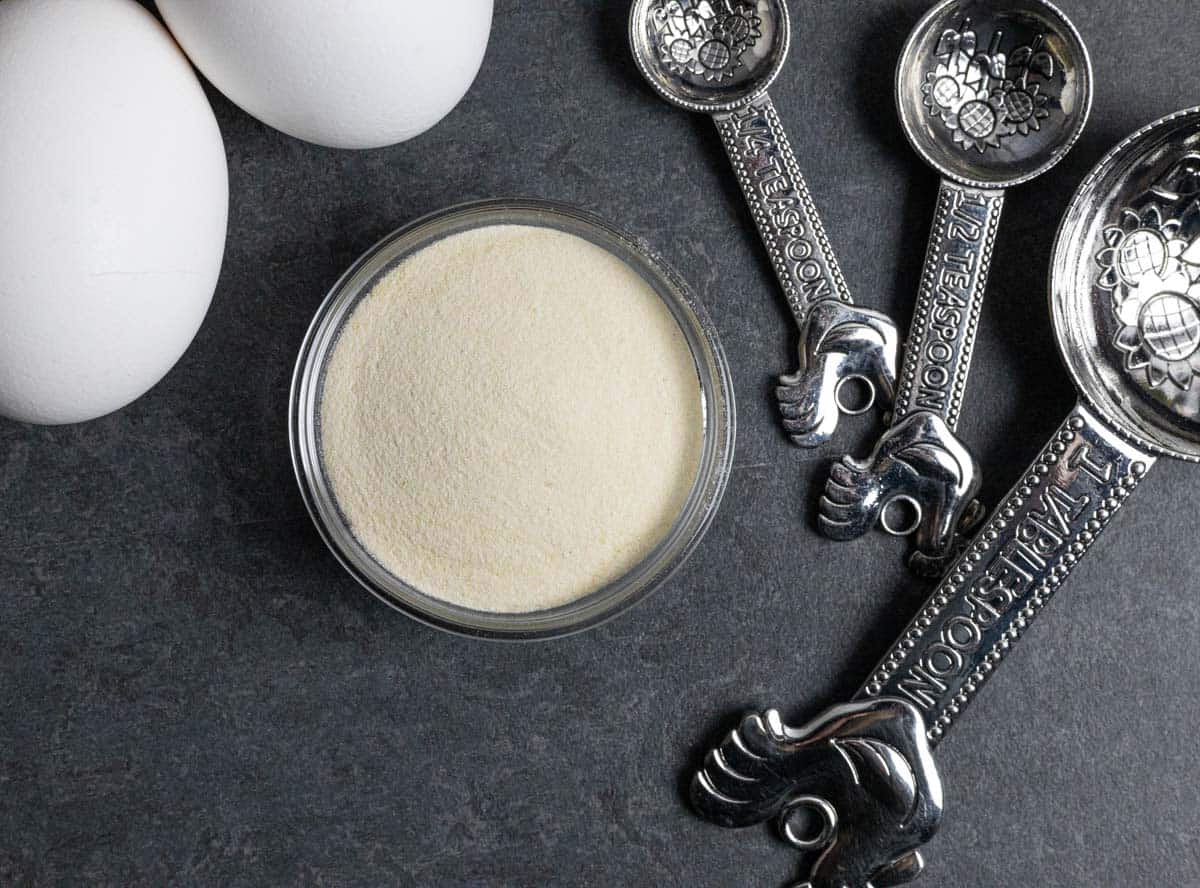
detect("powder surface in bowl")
(319, 224), (704, 613)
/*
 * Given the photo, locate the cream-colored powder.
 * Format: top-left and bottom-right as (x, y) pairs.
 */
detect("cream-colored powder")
(319, 224), (704, 613)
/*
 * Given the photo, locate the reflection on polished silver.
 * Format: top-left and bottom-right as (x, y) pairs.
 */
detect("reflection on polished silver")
(921, 18), (1056, 154)
(690, 108), (1200, 887)
(1095, 158), (1200, 399)
(777, 299), (900, 449)
(897, 0), (1093, 190)
(819, 411), (983, 575)
(647, 0), (763, 84)
(780, 796), (839, 852)
(821, 0), (1092, 568)
(691, 699), (943, 888)
(629, 0), (900, 448)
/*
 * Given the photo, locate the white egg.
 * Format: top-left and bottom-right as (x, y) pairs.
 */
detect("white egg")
(0, 0), (228, 426)
(156, 0), (494, 150)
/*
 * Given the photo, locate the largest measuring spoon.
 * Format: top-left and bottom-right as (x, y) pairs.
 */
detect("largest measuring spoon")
(629, 0), (900, 449)
(819, 0), (1092, 571)
(687, 107), (1200, 888)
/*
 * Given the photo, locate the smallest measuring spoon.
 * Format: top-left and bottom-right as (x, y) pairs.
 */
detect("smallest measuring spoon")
(629, 0), (901, 449)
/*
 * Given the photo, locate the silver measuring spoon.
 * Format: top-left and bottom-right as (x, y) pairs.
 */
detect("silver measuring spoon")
(689, 106), (1200, 888)
(629, 0), (900, 449)
(819, 0), (1092, 573)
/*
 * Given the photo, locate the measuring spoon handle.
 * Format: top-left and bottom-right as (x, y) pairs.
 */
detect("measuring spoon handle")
(716, 93), (900, 449)
(818, 179), (1004, 566)
(859, 402), (1156, 745)
(692, 405), (1153, 887)
(714, 92), (852, 319)
(894, 178), (1005, 425)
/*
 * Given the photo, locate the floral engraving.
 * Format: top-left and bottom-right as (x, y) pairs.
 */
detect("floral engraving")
(649, 0), (762, 83)
(1096, 166), (1200, 391)
(921, 19), (1055, 153)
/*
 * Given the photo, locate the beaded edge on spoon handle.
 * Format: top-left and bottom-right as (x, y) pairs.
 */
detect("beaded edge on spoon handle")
(893, 179), (1005, 426)
(714, 92), (852, 324)
(858, 402), (1157, 746)
(716, 93), (902, 449)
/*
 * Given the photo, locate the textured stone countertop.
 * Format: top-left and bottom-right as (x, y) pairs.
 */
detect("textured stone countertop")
(3, 1), (1198, 885)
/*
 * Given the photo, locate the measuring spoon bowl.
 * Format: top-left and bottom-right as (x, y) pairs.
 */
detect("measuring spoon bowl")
(1053, 107), (1200, 461)
(629, 0), (790, 114)
(897, 0), (1092, 189)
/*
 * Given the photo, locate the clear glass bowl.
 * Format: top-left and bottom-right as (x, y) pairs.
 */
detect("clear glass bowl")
(289, 199), (736, 641)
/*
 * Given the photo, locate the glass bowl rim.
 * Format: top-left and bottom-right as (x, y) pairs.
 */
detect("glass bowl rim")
(288, 198), (737, 641)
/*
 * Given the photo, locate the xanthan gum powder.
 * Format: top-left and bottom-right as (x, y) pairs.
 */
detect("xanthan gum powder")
(318, 224), (704, 613)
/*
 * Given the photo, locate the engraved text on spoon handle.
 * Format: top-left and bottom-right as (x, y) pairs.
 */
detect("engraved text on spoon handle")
(714, 93), (852, 326)
(858, 403), (1156, 746)
(893, 179), (1005, 427)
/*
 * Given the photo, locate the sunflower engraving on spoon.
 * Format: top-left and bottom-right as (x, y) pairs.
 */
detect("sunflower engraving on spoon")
(921, 18), (1054, 153)
(650, 0), (763, 83)
(1096, 183), (1200, 395)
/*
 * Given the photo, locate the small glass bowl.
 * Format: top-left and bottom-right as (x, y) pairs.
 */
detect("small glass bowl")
(289, 199), (736, 641)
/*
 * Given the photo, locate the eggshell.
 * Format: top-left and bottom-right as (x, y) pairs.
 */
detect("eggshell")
(156, 0), (494, 150)
(0, 0), (228, 426)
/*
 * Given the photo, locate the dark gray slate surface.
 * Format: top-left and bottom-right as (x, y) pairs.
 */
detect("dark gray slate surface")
(3, 2), (1199, 886)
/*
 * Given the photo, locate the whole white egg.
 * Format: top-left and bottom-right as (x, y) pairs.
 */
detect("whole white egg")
(0, 0), (228, 426)
(156, 0), (494, 150)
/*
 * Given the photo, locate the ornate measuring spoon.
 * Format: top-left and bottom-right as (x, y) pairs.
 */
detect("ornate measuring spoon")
(629, 0), (900, 449)
(819, 0), (1092, 573)
(689, 107), (1200, 888)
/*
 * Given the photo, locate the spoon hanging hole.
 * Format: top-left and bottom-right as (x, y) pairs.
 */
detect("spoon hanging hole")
(779, 796), (838, 851)
(835, 375), (876, 416)
(881, 495), (923, 537)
